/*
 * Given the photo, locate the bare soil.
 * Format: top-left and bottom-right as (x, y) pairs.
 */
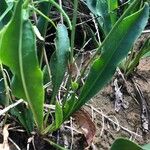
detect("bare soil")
(86, 58), (150, 149)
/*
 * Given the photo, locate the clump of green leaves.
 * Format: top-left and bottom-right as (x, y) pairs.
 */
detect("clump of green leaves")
(0, 0), (150, 149)
(86, 0), (150, 76)
(120, 37), (150, 76)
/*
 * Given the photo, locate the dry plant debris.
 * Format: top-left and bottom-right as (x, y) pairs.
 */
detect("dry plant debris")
(73, 108), (96, 148)
(0, 125), (10, 150)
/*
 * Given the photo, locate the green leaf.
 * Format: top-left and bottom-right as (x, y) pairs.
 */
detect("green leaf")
(10, 104), (34, 133)
(43, 101), (63, 132)
(49, 0), (72, 30)
(0, 0), (12, 29)
(74, 2), (149, 111)
(55, 100), (63, 129)
(50, 24), (70, 103)
(0, 0), (44, 131)
(36, 1), (51, 60)
(142, 143), (150, 149)
(37, 2), (51, 36)
(63, 94), (77, 121)
(86, 0), (112, 35)
(108, 0), (118, 26)
(111, 138), (150, 150)
(143, 51), (150, 57)
(111, 138), (142, 150)
(43, 65), (51, 84)
(86, 0), (142, 35)
(141, 38), (150, 58)
(127, 37), (150, 74)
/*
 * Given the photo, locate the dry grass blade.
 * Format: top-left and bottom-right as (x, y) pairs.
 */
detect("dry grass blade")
(8, 138), (21, 150)
(133, 82), (150, 133)
(0, 99), (24, 116)
(86, 104), (142, 138)
(113, 78), (128, 112)
(0, 125), (10, 150)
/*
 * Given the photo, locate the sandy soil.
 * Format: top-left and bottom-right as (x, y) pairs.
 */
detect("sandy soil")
(85, 58), (150, 149)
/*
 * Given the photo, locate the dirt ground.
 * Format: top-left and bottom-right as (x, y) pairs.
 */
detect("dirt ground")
(85, 58), (150, 149)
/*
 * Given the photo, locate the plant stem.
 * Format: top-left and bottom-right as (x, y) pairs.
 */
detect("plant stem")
(70, 0), (78, 64)
(44, 138), (69, 150)
(49, 0), (72, 30)
(56, 0), (78, 107)
(43, 47), (51, 81)
(124, 47), (134, 73)
(29, 5), (56, 29)
(32, 0), (72, 29)
(62, 75), (71, 105)
(43, 108), (51, 129)
(0, 64), (11, 106)
(31, 0), (38, 24)
(0, 64), (11, 126)
(126, 38), (150, 75)
(64, 0), (78, 99)
(58, 0), (63, 23)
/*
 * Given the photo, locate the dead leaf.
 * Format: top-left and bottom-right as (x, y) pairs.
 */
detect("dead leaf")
(133, 82), (150, 133)
(0, 125), (10, 150)
(113, 78), (129, 112)
(73, 108), (96, 149)
(68, 62), (80, 78)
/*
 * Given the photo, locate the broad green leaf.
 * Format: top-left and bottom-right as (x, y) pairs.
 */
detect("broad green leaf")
(50, 24), (70, 103)
(111, 138), (142, 150)
(74, 3), (149, 111)
(55, 100), (63, 129)
(111, 138), (150, 150)
(116, 0), (142, 21)
(36, 1), (51, 60)
(108, 0), (118, 11)
(86, 0), (112, 35)
(37, 1), (51, 36)
(0, 0), (12, 29)
(86, 0), (142, 35)
(108, 0), (118, 26)
(0, 0), (44, 131)
(43, 65), (51, 84)
(10, 104), (34, 133)
(118, 0), (140, 17)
